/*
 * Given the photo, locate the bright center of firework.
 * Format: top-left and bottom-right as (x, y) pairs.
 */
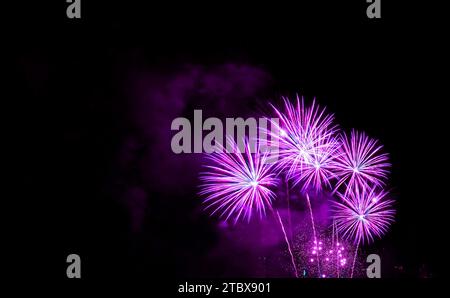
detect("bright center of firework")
(249, 180), (259, 187)
(353, 166), (361, 173)
(372, 197), (378, 203)
(280, 129), (287, 137)
(358, 214), (365, 220)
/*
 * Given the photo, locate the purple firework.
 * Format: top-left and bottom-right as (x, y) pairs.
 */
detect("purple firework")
(199, 138), (278, 223)
(299, 135), (341, 192)
(333, 187), (395, 245)
(333, 130), (390, 194)
(268, 96), (339, 192)
(199, 138), (299, 277)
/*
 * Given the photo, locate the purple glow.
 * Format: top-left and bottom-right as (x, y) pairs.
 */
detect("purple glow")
(333, 187), (395, 244)
(195, 96), (396, 277)
(199, 138), (278, 223)
(333, 130), (390, 194)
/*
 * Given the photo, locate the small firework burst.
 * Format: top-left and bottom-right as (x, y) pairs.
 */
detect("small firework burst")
(333, 130), (390, 194)
(333, 187), (395, 244)
(199, 138), (278, 223)
(297, 135), (341, 192)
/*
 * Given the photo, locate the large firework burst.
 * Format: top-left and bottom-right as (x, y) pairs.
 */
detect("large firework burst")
(333, 187), (395, 245)
(333, 130), (390, 194)
(268, 96), (339, 192)
(199, 138), (278, 223)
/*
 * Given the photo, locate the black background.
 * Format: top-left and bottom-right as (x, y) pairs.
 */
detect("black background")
(8, 0), (447, 293)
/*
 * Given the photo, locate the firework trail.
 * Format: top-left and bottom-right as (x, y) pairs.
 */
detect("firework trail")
(333, 130), (390, 195)
(275, 209), (299, 278)
(331, 219), (340, 278)
(333, 187), (395, 277)
(350, 240), (360, 278)
(285, 178), (293, 241)
(305, 193), (321, 276)
(199, 138), (298, 277)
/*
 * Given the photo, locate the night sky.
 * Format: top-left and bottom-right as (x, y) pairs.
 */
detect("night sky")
(9, 0), (446, 289)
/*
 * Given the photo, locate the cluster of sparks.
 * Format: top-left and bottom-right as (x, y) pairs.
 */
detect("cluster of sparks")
(305, 238), (353, 278)
(198, 95), (396, 277)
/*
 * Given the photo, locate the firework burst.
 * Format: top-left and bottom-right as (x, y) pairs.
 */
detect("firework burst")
(200, 138), (299, 276)
(199, 138), (278, 223)
(298, 136), (341, 192)
(267, 96), (339, 192)
(333, 187), (395, 245)
(333, 130), (390, 194)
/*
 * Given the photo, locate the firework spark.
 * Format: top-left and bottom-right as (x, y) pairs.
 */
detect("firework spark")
(199, 138), (278, 223)
(333, 187), (395, 245)
(267, 96), (339, 192)
(333, 130), (390, 194)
